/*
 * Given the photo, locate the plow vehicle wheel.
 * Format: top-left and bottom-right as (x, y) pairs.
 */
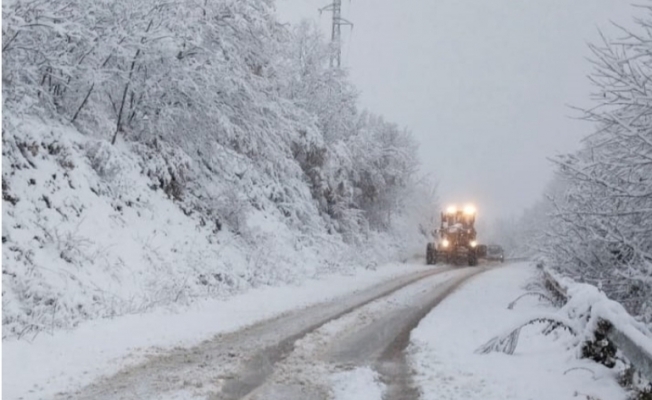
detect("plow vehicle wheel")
(468, 251), (478, 266)
(426, 243), (437, 265)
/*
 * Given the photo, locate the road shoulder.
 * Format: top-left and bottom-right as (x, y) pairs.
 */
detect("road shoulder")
(408, 262), (627, 400)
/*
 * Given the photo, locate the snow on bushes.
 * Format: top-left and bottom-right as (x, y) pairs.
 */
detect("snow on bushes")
(1, 116), (420, 339)
(3, 117), (240, 338)
(479, 267), (652, 357)
(478, 266), (652, 396)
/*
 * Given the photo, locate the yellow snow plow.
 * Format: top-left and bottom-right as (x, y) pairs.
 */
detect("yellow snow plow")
(426, 204), (479, 266)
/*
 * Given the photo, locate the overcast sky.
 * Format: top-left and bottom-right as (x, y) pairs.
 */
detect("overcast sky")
(275, 0), (637, 221)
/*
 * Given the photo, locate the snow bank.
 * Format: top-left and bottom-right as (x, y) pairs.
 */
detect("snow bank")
(543, 267), (652, 373)
(3, 116), (249, 338)
(1, 114), (412, 340)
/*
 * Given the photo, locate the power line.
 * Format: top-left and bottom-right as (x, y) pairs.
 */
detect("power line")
(319, 0), (353, 68)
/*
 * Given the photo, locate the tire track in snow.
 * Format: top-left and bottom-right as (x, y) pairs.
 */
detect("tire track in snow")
(375, 267), (487, 400)
(60, 265), (454, 400)
(216, 266), (459, 400)
(237, 266), (490, 400)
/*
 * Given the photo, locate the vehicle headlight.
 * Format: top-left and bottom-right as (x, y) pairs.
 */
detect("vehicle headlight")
(464, 204), (476, 215)
(470, 240), (477, 248)
(442, 239), (450, 248)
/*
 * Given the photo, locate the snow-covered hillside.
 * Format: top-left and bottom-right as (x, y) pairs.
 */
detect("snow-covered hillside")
(2, 0), (436, 339)
(3, 115), (298, 337)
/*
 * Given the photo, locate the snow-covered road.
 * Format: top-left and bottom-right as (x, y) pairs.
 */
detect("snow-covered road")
(5, 260), (627, 400)
(3, 261), (439, 399)
(228, 267), (486, 400)
(54, 265), (484, 400)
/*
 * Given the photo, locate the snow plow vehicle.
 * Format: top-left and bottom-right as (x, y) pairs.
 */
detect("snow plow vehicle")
(426, 204), (479, 266)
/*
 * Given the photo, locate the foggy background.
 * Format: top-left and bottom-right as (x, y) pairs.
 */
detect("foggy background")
(275, 0), (636, 222)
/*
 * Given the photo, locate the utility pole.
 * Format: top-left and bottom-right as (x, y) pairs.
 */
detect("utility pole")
(320, 0), (353, 68)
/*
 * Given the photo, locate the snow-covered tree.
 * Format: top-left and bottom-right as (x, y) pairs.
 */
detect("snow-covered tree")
(2, 0), (429, 252)
(531, 9), (652, 324)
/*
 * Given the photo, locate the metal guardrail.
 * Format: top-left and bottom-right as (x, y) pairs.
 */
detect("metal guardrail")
(539, 266), (652, 382)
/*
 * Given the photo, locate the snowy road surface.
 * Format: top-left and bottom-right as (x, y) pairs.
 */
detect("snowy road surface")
(6, 261), (626, 400)
(55, 265), (483, 400)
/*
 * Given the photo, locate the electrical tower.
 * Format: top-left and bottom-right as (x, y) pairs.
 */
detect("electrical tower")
(320, 0), (353, 68)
